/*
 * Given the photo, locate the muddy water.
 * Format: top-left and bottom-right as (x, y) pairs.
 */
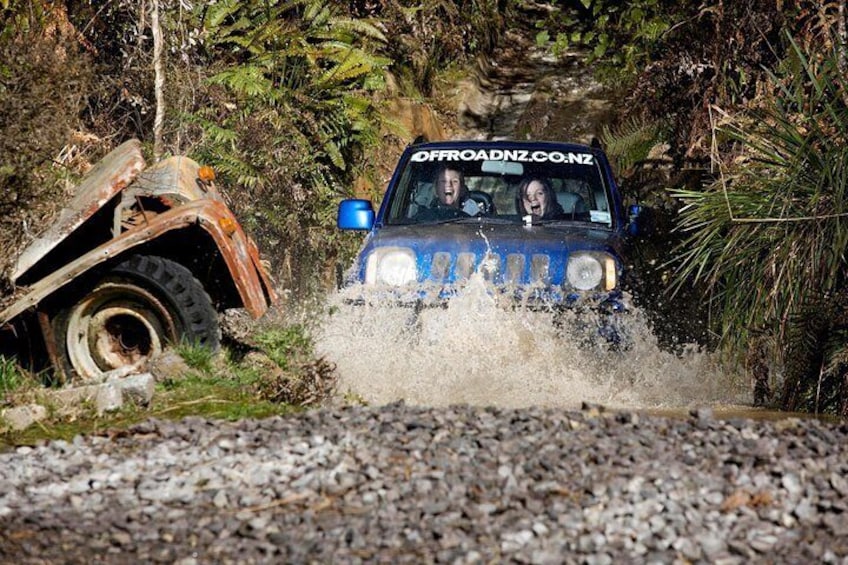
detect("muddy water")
(315, 275), (750, 411)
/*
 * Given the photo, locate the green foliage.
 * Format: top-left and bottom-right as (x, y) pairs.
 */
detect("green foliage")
(348, 0), (508, 96)
(195, 0), (389, 168)
(179, 0), (391, 296)
(174, 341), (216, 375)
(254, 325), (313, 371)
(599, 116), (666, 174)
(532, 0), (675, 74)
(2, 369), (295, 448)
(531, 1), (791, 162)
(1, 328), (339, 446)
(669, 35), (848, 413)
(0, 355), (26, 396)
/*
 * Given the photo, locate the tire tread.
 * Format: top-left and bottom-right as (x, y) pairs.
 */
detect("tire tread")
(112, 255), (221, 350)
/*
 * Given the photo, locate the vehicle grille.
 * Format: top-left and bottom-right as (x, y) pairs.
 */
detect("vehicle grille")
(427, 252), (555, 286)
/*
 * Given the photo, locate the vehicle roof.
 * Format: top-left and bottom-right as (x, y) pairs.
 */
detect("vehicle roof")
(407, 139), (598, 152)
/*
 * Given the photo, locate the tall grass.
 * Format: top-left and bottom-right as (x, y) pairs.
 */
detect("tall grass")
(669, 34), (848, 413)
(0, 355), (26, 396)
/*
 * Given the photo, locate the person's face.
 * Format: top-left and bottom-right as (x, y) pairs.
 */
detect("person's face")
(523, 181), (548, 216)
(436, 169), (463, 207)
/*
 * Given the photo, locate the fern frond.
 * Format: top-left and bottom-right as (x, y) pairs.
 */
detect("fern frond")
(600, 116), (665, 173)
(209, 66), (274, 98)
(323, 140), (345, 170)
(316, 53), (375, 87)
(205, 0), (241, 28)
(312, 17), (388, 43)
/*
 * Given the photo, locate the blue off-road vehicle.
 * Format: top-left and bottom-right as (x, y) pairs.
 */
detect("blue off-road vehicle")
(336, 139), (647, 341)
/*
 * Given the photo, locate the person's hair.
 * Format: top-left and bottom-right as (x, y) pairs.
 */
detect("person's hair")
(516, 177), (555, 215)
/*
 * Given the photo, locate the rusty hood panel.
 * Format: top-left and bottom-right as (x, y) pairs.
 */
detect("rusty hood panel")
(122, 154), (224, 204)
(12, 139), (146, 284)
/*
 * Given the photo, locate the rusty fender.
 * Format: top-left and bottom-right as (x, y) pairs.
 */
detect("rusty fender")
(0, 199), (277, 325)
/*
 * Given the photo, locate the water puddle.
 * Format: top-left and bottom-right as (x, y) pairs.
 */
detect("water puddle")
(314, 275), (750, 411)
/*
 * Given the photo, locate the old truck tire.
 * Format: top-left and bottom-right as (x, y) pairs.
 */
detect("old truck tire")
(54, 255), (220, 382)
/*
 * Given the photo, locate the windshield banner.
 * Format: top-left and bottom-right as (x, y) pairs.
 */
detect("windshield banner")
(410, 149), (595, 165)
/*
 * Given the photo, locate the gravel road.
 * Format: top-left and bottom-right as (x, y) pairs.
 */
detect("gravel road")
(1, 403), (847, 564)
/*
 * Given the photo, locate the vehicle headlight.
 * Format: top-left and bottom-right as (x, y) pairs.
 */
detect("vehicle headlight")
(365, 247), (417, 286)
(566, 253), (617, 291)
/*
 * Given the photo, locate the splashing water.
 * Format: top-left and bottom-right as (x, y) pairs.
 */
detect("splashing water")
(314, 274), (749, 410)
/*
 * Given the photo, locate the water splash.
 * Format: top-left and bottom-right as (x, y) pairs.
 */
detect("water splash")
(314, 275), (749, 410)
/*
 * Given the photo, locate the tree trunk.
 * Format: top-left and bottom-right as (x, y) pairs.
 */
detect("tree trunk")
(840, 2), (847, 76)
(151, 0), (165, 161)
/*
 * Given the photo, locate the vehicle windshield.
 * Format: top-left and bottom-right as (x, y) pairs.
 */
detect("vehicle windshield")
(384, 146), (613, 226)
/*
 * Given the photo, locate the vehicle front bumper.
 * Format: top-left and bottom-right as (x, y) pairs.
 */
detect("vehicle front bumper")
(339, 282), (627, 313)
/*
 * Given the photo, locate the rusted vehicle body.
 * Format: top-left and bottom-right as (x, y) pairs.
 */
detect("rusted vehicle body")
(0, 139), (276, 383)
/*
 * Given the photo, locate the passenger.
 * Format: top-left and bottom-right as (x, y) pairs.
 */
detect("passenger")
(515, 177), (564, 220)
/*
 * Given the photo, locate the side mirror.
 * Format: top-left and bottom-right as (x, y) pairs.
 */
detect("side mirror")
(627, 204), (652, 237)
(337, 199), (375, 231)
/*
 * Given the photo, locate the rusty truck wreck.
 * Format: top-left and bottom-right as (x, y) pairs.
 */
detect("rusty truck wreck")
(0, 139), (277, 383)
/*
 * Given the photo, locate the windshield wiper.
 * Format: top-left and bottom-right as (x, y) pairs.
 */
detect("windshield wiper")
(426, 216), (488, 225)
(526, 215), (596, 226)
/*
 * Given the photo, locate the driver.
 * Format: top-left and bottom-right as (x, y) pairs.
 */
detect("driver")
(415, 166), (480, 220)
(435, 166), (468, 208)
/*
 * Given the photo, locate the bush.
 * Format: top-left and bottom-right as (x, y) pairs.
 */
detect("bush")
(0, 4), (95, 286)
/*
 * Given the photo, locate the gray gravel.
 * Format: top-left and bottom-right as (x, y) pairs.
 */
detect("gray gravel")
(1, 402), (847, 564)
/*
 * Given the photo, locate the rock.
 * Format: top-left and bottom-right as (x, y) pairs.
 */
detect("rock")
(147, 349), (191, 383)
(95, 383), (123, 414)
(48, 383), (101, 414)
(830, 472), (848, 496)
(0, 403), (47, 431)
(116, 373), (155, 406)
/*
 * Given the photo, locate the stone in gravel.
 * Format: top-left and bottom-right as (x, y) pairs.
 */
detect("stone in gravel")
(823, 513), (848, 536)
(830, 472), (848, 496)
(747, 532), (779, 553)
(704, 490), (725, 505)
(585, 553), (613, 565)
(530, 549), (564, 565)
(2, 404), (848, 563)
(501, 529), (533, 552)
(532, 522), (549, 536)
(213, 490), (229, 509)
(477, 503), (497, 515)
(697, 532), (727, 558)
(794, 498), (816, 522)
(713, 557), (745, 565)
(781, 473), (803, 497)
(112, 531), (133, 546)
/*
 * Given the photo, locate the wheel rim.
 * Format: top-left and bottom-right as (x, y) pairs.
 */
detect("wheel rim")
(65, 282), (179, 381)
